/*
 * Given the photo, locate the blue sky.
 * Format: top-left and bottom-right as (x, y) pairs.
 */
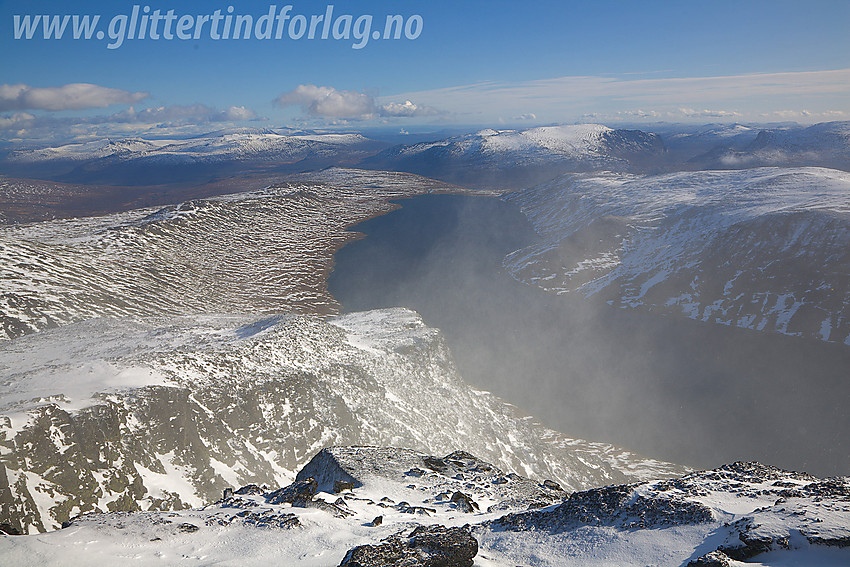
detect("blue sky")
(1, 0), (849, 141)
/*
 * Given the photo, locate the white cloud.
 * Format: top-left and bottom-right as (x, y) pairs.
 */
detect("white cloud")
(762, 109), (849, 120)
(0, 103), (263, 142)
(0, 112), (35, 129)
(677, 108), (742, 118)
(379, 100), (440, 117)
(0, 83), (148, 112)
(275, 85), (442, 121)
(617, 109), (663, 118)
(112, 104), (260, 124)
(512, 113), (537, 121)
(217, 105), (259, 121)
(275, 84), (375, 119)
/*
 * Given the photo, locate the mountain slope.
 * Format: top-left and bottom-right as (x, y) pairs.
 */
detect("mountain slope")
(360, 124), (666, 187)
(0, 168), (462, 340)
(0, 308), (686, 534)
(504, 166), (850, 345)
(690, 121), (850, 171)
(0, 449), (846, 566)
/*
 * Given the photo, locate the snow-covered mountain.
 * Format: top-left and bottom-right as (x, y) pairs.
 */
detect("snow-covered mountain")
(360, 124), (666, 187)
(504, 166), (850, 345)
(5, 129), (375, 165)
(1, 447), (846, 566)
(0, 308), (685, 534)
(690, 121), (850, 171)
(2, 129), (385, 184)
(0, 168), (460, 340)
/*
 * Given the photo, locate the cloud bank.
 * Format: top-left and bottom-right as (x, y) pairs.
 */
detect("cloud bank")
(112, 104), (260, 124)
(391, 68), (850, 124)
(0, 83), (149, 112)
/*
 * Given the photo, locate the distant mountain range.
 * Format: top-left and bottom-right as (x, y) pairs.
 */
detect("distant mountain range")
(2, 128), (385, 184)
(3, 121), (847, 191)
(360, 124), (667, 187)
(687, 121), (850, 171)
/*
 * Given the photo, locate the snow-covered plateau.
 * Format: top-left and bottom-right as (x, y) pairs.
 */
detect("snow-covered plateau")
(0, 168), (464, 339)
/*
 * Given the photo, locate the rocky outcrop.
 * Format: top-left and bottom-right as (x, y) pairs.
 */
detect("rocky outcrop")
(1, 450), (848, 566)
(686, 550), (737, 567)
(489, 460), (850, 564)
(339, 525), (478, 567)
(495, 481), (713, 532)
(296, 447), (565, 513)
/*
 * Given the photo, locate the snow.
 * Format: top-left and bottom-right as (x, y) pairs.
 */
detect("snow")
(135, 451), (203, 508)
(504, 166), (850, 343)
(0, 331), (171, 413)
(6, 131), (372, 165)
(381, 122), (653, 173)
(1, 459), (847, 566)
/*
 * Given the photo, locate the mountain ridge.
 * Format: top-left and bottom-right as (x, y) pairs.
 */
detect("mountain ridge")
(0, 308), (687, 534)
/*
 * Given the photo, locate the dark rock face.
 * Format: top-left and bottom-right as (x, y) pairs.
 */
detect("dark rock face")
(450, 492), (479, 513)
(339, 525), (478, 567)
(495, 482), (713, 532)
(231, 509), (300, 529)
(719, 524), (785, 561)
(266, 478), (318, 505)
(0, 521), (21, 535)
(334, 480), (356, 493)
(686, 550), (737, 567)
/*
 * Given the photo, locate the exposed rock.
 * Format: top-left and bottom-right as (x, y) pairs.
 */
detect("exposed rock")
(1, 451), (848, 566)
(686, 550), (737, 567)
(0, 309), (685, 533)
(296, 447), (564, 513)
(267, 478), (318, 506)
(335, 480), (356, 493)
(495, 482), (713, 532)
(0, 521), (20, 535)
(176, 522), (199, 533)
(450, 492), (479, 513)
(296, 498), (354, 518)
(487, 460), (850, 564)
(230, 509), (300, 529)
(338, 524), (478, 567)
